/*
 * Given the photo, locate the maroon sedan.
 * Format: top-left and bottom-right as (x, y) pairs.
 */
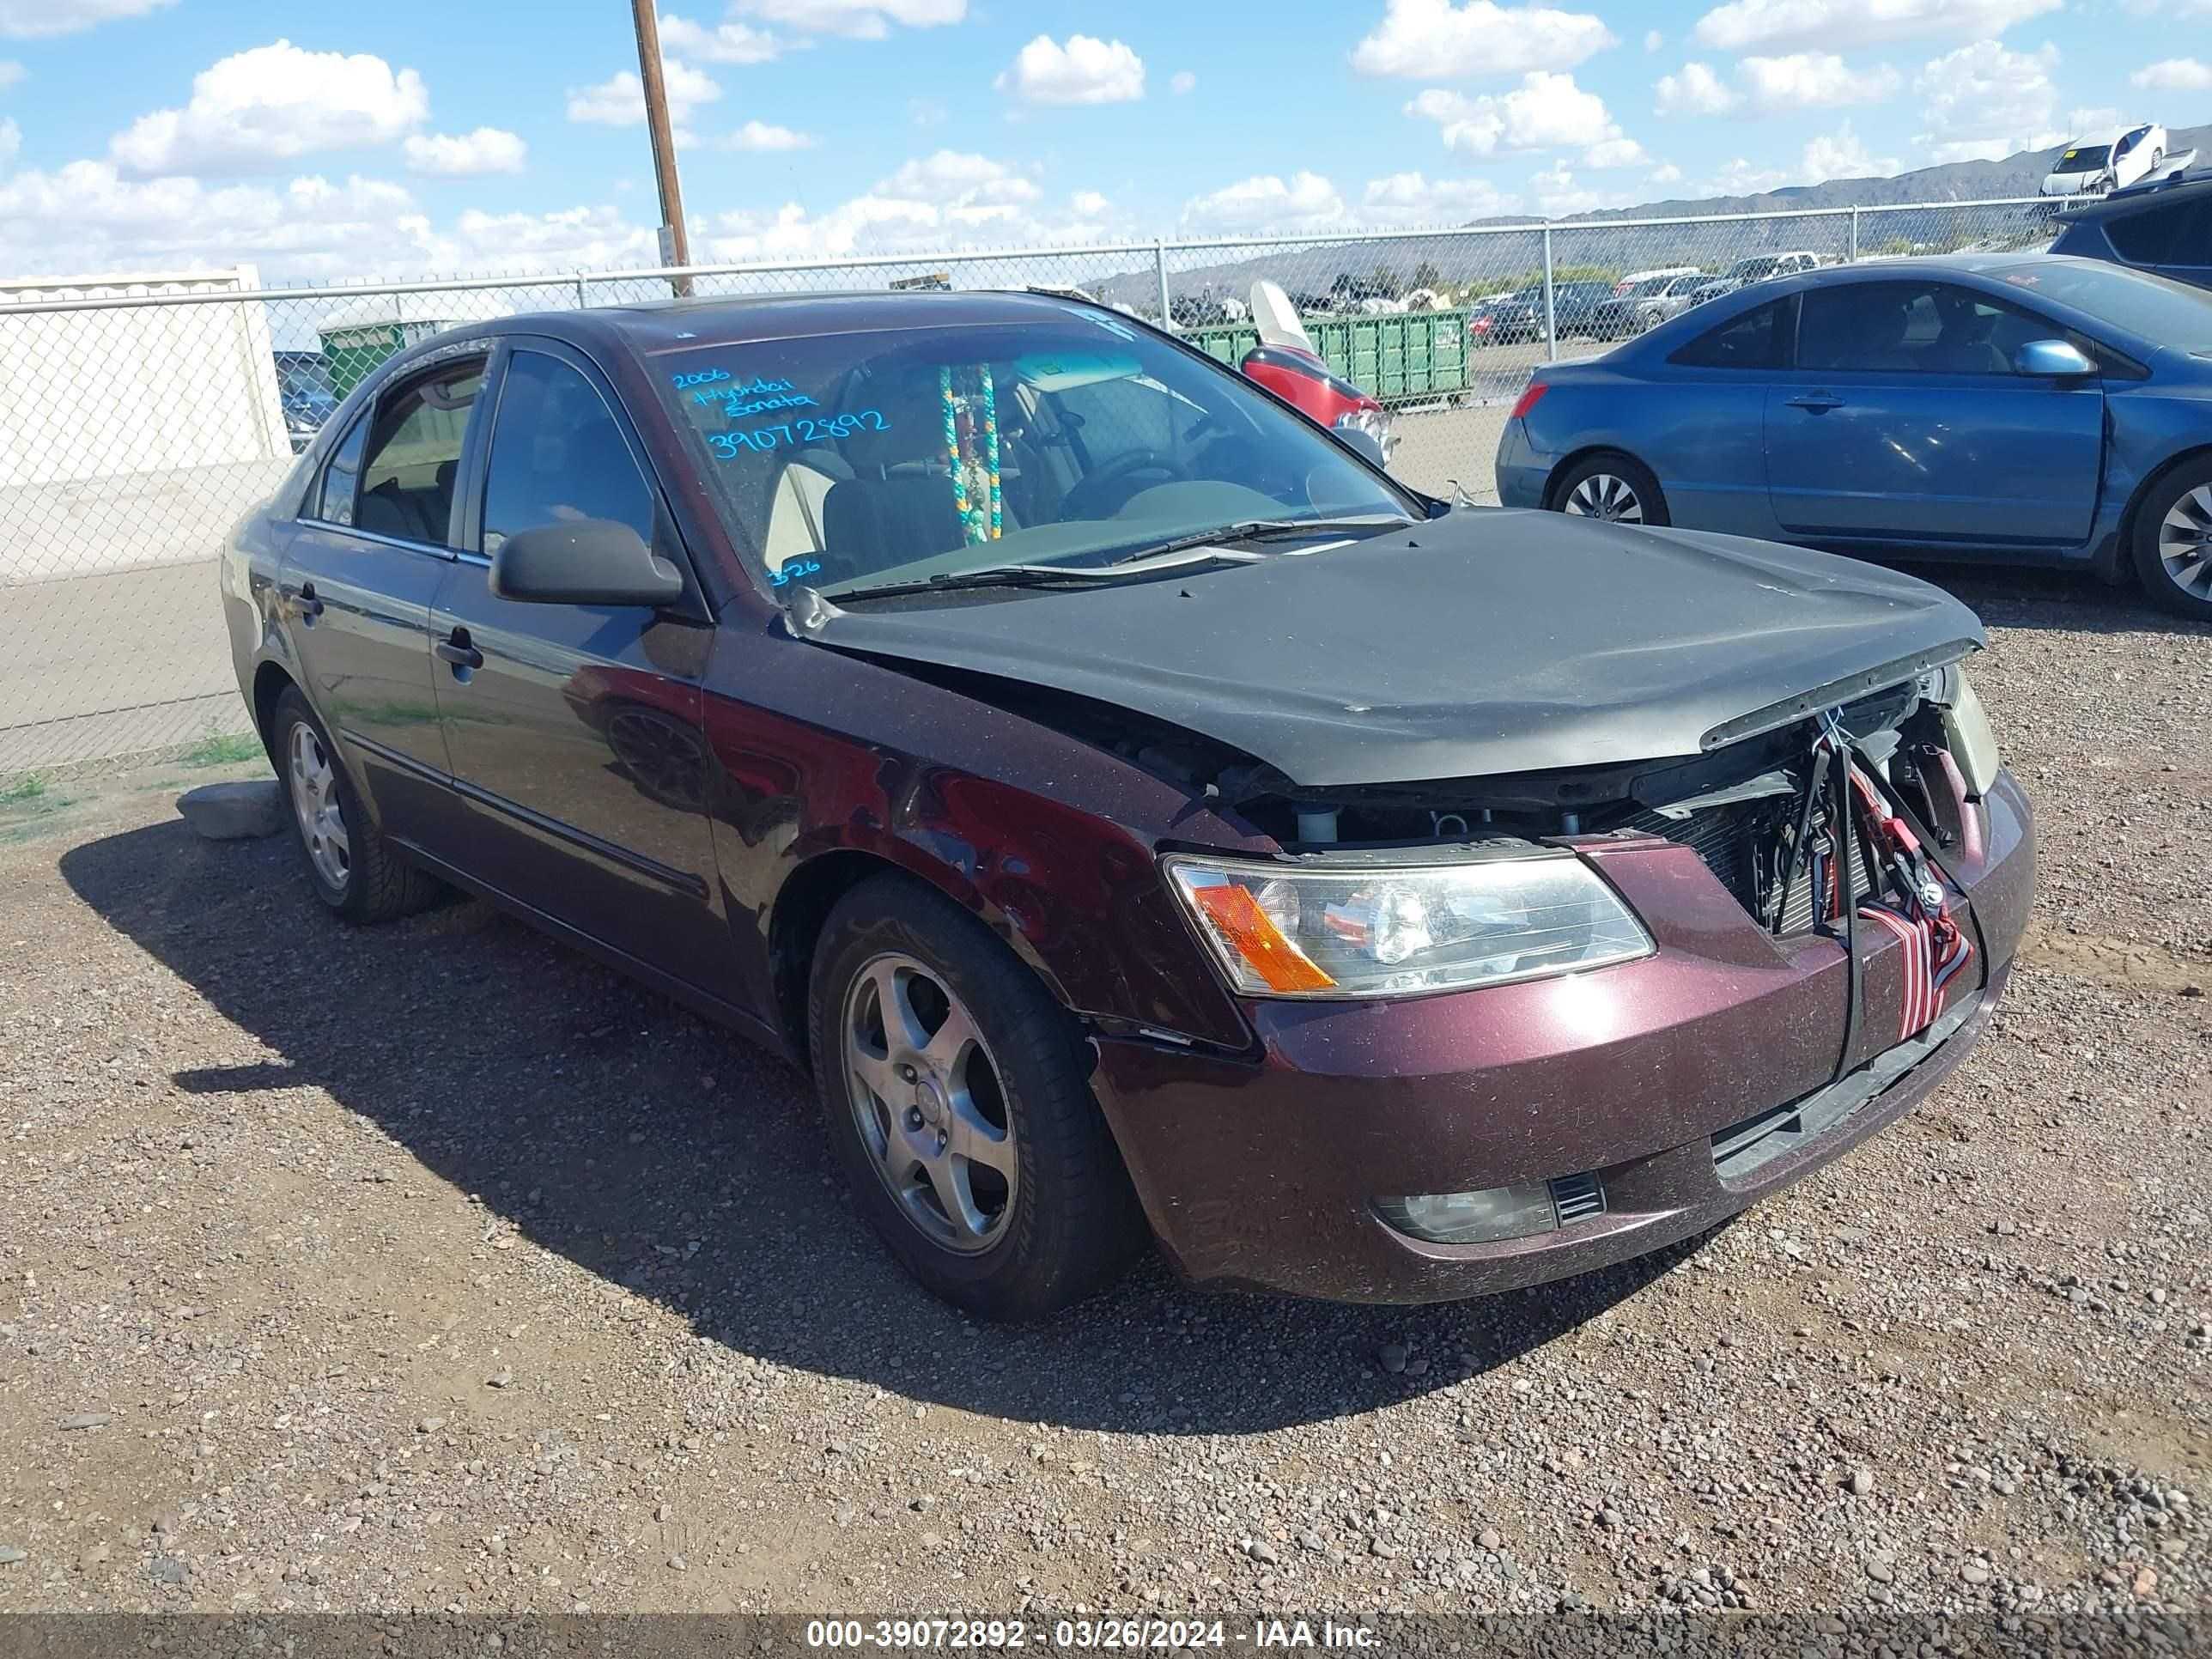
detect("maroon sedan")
(220, 289), (2034, 1319)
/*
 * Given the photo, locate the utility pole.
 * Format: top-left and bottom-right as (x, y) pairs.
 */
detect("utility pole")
(630, 0), (694, 296)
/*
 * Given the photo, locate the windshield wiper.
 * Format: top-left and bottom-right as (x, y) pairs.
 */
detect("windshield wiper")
(1100, 514), (1413, 566)
(823, 553), (1242, 604)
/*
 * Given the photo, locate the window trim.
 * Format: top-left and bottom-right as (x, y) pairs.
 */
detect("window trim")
(297, 350), (491, 559)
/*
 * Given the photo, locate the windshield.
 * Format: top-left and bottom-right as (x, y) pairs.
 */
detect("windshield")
(1998, 260), (2212, 350)
(652, 311), (1413, 597)
(2054, 144), (2112, 173)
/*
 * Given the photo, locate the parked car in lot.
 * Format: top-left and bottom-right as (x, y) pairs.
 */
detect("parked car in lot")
(1691, 252), (1821, 307)
(1589, 271), (1710, 339)
(224, 289), (2033, 1317)
(1497, 253), (2212, 617)
(1468, 281), (1613, 344)
(2041, 124), (2168, 198)
(2050, 166), (2212, 290)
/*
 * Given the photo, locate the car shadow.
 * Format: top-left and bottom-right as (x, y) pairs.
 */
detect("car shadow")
(61, 818), (1703, 1437)
(1899, 561), (2212, 639)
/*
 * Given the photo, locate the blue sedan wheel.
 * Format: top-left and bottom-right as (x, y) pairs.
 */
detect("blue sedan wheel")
(1553, 453), (1669, 528)
(2133, 459), (2212, 621)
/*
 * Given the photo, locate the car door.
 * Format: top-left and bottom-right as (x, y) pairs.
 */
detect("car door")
(1633, 295), (1794, 538)
(426, 339), (729, 991)
(1764, 278), (2105, 547)
(279, 353), (486, 838)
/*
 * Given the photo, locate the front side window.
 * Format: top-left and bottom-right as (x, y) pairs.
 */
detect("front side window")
(1796, 281), (2069, 374)
(651, 310), (1413, 596)
(315, 414), (369, 526)
(1671, 296), (1792, 369)
(481, 350), (657, 557)
(355, 360), (483, 547)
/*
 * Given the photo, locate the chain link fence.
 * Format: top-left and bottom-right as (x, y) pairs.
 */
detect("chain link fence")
(0, 195), (2058, 776)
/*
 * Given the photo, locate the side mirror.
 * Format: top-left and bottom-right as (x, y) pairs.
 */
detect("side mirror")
(489, 520), (686, 608)
(2014, 338), (2095, 378)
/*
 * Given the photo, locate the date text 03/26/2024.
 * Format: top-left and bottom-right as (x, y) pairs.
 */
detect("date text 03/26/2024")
(804, 1620), (1379, 1650)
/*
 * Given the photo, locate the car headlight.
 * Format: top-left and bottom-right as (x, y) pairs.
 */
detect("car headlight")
(1164, 853), (1652, 1000)
(1918, 665), (2002, 796)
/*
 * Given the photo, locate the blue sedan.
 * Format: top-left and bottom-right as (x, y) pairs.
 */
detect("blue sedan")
(1494, 254), (2212, 617)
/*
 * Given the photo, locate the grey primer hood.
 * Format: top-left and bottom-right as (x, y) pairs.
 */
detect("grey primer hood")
(813, 509), (1984, 788)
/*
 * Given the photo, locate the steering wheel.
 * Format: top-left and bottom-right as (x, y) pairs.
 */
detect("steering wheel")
(1062, 447), (1189, 519)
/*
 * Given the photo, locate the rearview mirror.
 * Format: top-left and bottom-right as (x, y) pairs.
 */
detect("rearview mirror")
(2014, 338), (2095, 378)
(489, 520), (686, 608)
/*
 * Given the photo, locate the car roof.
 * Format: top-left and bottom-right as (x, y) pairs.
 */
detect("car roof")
(485, 286), (1116, 358)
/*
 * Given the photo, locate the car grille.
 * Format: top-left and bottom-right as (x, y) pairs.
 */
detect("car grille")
(1626, 796), (1875, 936)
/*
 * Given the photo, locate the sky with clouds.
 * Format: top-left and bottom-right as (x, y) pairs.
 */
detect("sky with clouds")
(0, 0), (2205, 281)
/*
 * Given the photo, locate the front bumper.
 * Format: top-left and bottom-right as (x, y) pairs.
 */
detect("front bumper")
(1091, 769), (2034, 1304)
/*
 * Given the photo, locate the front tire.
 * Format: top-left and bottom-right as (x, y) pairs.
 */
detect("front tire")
(808, 874), (1148, 1320)
(272, 687), (441, 923)
(1550, 453), (1669, 527)
(2130, 457), (2212, 620)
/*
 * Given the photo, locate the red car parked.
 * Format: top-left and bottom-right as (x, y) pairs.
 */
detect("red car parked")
(222, 289), (2034, 1319)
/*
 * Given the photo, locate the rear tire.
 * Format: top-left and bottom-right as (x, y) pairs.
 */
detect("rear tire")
(272, 687), (441, 923)
(2130, 456), (2212, 621)
(1550, 453), (1669, 527)
(808, 873), (1148, 1320)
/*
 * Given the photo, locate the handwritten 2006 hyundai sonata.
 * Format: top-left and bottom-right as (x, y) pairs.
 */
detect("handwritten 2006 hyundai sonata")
(220, 289), (2035, 1319)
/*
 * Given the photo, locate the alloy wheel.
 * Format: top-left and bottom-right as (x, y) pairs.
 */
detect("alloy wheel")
(286, 720), (351, 892)
(1564, 473), (1644, 524)
(842, 951), (1017, 1255)
(2159, 484), (2212, 602)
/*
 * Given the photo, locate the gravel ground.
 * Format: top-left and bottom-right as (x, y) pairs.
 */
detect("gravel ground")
(0, 563), (2206, 1623)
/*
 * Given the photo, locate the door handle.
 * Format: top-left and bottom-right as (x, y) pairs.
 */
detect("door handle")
(1784, 392), (1843, 412)
(434, 629), (483, 672)
(286, 581), (325, 622)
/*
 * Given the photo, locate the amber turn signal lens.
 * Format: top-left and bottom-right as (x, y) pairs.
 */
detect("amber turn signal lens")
(1187, 881), (1337, 994)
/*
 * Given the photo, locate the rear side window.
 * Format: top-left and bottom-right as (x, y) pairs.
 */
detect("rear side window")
(356, 362), (483, 547)
(2106, 198), (2211, 266)
(1671, 296), (1792, 369)
(481, 350), (657, 557)
(314, 415), (368, 526)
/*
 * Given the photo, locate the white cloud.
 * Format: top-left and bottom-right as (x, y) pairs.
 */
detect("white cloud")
(1362, 169), (1522, 221)
(1698, 156), (1793, 194)
(403, 128), (527, 177)
(0, 116), (16, 170)
(1803, 119), (1901, 176)
(1911, 40), (2059, 163)
(1693, 0), (2059, 51)
(1180, 170), (1348, 232)
(995, 33), (1145, 104)
(1170, 70), (1196, 94)
(1648, 161), (1684, 183)
(1529, 161), (1643, 216)
(1352, 0), (1615, 78)
(1407, 71), (1639, 167)
(2133, 58), (2212, 90)
(0, 0), (173, 38)
(1644, 27), (1664, 48)
(702, 150), (1121, 261)
(658, 13), (785, 63)
(565, 59), (722, 139)
(1738, 52), (1900, 108)
(0, 58), (21, 88)
(1655, 62), (1739, 113)
(725, 118), (816, 150)
(732, 0), (963, 39)
(110, 40), (429, 176)
(1662, 52), (1900, 114)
